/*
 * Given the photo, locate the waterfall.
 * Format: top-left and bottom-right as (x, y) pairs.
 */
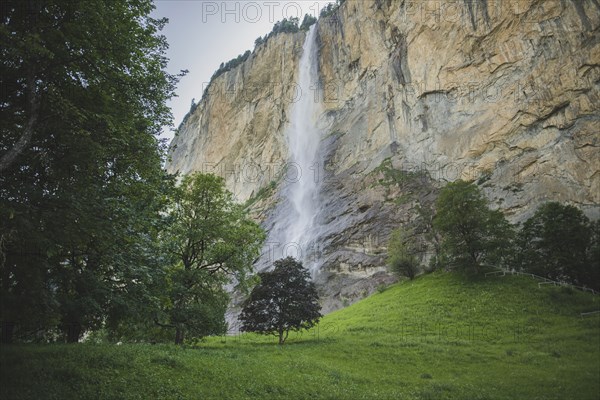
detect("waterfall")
(260, 25), (324, 275)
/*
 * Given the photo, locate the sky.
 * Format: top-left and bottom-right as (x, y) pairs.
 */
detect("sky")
(152, 0), (334, 143)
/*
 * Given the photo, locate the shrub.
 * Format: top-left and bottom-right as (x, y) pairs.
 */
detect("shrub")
(387, 228), (419, 279)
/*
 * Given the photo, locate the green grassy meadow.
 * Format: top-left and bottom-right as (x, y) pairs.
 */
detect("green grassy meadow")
(1, 271), (599, 399)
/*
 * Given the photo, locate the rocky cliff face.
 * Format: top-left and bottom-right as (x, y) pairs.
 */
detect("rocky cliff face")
(167, 32), (305, 203)
(316, 0), (599, 219)
(167, 0), (600, 313)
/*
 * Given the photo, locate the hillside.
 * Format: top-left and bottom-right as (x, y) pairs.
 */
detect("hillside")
(2, 272), (598, 399)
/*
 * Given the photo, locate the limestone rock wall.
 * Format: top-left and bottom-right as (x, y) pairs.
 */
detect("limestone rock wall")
(316, 0), (599, 222)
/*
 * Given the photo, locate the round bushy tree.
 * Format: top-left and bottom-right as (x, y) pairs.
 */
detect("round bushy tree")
(517, 202), (597, 289)
(240, 257), (321, 344)
(433, 180), (514, 272)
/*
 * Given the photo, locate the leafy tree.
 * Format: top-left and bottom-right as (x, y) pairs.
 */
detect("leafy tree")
(320, 0), (346, 18)
(157, 173), (265, 344)
(416, 204), (443, 272)
(240, 257), (321, 344)
(209, 50), (252, 83)
(589, 220), (600, 290)
(517, 202), (598, 289)
(271, 17), (300, 35)
(0, 0), (180, 343)
(433, 180), (513, 273)
(254, 36), (264, 47)
(300, 14), (317, 31)
(387, 228), (419, 279)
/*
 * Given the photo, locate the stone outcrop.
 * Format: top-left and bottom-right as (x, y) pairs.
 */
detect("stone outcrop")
(167, 0), (600, 313)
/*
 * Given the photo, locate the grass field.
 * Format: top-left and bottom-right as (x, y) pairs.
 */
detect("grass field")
(1, 271), (599, 399)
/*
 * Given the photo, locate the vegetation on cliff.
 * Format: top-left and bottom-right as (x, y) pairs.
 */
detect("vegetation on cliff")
(387, 228), (420, 280)
(177, 8), (325, 132)
(387, 179), (599, 292)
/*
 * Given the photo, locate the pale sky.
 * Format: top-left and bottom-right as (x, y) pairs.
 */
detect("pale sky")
(152, 0), (334, 143)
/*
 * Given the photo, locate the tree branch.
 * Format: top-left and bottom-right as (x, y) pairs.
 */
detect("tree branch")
(153, 317), (176, 329)
(0, 65), (40, 173)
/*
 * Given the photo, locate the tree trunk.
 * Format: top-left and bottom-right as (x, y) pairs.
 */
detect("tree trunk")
(66, 323), (82, 343)
(175, 327), (184, 345)
(278, 328), (288, 345)
(1, 321), (15, 344)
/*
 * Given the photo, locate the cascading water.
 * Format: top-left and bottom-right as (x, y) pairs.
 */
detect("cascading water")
(260, 25), (325, 275)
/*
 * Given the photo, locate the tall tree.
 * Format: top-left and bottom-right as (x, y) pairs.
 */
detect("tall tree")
(0, 0), (180, 342)
(433, 180), (513, 273)
(240, 257), (322, 345)
(387, 228), (419, 280)
(517, 202), (597, 289)
(157, 173), (265, 344)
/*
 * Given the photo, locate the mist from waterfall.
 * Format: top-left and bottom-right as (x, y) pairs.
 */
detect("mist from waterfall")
(260, 25), (324, 275)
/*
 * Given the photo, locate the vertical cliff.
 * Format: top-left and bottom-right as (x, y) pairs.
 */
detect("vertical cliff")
(316, 0), (599, 219)
(167, 0), (600, 312)
(167, 32), (306, 203)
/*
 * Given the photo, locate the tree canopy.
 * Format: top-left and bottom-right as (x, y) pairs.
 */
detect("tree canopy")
(240, 257), (321, 344)
(433, 180), (513, 273)
(157, 173), (265, 344)
(517, 202), (598, 289)
(0, 0), (180, 343)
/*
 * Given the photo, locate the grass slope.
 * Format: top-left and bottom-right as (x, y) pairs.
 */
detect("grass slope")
(1, 272), (599, 400)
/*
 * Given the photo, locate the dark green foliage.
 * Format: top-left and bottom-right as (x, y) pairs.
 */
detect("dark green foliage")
(300, 14), (317, 31)
(320, 0), (346, 18)
(590, 220), (600, 287)
(255, 13), (316, 48)
(240, 257), (321, 344)
(271, 17), (301, 35)
(158, 173), (265, 344)
(517, 202), (598, 290)
(0, 0), (179, 343)
(210, 50), (252, 83)
(254, 35), (266, 47)
(433, 180), (514, 273)
(157, 268), (229, 344)
(387, 228), (419, 279)
(189, 98), (198, 115)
